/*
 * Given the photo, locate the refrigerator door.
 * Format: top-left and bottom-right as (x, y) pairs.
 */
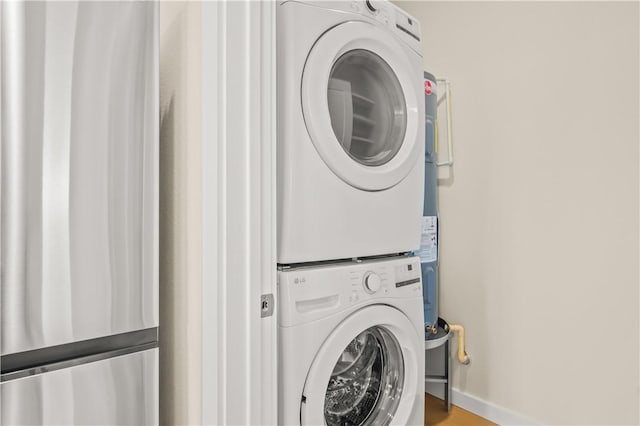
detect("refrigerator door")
(1, 348), (158, 425)
(1, 1), (158, 355)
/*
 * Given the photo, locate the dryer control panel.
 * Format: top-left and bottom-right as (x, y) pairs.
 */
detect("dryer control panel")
(282, 0), (422, 55)
(278, 256), (422, 327)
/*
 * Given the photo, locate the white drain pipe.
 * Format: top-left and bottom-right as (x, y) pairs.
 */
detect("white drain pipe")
(448, 324), (470, 365)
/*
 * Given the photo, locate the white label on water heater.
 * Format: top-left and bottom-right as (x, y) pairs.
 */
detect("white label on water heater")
(419, 216), (438, 263)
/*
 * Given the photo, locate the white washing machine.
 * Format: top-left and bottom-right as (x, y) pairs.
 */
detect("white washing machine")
(278, 256), (425, 425)
(277, 0), (425, 264)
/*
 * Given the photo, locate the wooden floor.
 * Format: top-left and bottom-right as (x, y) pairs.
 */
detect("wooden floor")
(425, 393), (496, 426)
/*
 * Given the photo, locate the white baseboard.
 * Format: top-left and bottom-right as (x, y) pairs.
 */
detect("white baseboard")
(426, 383), (540, 425)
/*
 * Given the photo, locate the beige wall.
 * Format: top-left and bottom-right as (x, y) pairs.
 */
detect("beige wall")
(396, 2), (639, 424)
(159, 3), (202, 425)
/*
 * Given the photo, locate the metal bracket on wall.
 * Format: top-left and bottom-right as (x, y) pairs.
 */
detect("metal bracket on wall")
(261, 294), (275, 318)
(436, 78), (454, 167)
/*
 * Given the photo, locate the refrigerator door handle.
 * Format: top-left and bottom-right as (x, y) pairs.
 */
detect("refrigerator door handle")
(1, 1), (28, 352)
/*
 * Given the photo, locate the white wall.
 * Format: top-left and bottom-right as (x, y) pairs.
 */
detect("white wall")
(159, 3), (203, 424)
(159, 2), (277, 424)
(395, 2), (639, 424)
(201, 2), (277, 424)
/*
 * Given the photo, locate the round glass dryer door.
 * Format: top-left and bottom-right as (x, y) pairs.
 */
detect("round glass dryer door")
(328, 50), (407, 167)
(302, 21), (422, 191)
(324, 327), (404, 425)
(301, 306), (421, 426)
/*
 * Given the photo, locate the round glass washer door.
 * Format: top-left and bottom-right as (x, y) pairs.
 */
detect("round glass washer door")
(328, 49), (407, 167)
(300, 306), (421, 426)
(324, 326), (404, 425)
(302, 21), (421, 191)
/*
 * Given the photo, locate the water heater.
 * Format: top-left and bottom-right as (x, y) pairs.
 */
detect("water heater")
(420, 71), (439, 332)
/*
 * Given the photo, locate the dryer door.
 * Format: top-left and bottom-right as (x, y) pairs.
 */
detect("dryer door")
(302, 21), (422, 191)
(301, 306), (422, 426)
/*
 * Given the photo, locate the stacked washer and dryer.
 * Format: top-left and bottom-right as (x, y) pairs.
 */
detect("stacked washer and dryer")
(277, 1), (426, 424)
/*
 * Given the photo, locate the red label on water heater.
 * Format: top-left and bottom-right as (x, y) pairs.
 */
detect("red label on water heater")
(424, 79), (433, 95)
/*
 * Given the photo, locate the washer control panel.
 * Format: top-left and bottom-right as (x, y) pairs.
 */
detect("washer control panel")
(394, 262), (421, 288)
(363, 272), (382, 294)
(278, 256), (422, 327)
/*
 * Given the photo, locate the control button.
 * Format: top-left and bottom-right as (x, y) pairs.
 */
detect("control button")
(363, 272), (382, 294)
(365, 0), (379, 12)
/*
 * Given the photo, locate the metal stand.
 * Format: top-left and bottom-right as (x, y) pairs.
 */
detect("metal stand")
(425, 317), (452, 411)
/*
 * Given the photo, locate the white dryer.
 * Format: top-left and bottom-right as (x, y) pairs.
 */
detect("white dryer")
(278, 256), (425, 425)
(277, 0), (425, 264)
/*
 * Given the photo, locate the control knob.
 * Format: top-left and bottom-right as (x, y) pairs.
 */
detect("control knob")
(363, 272), (381, 294)
(365, 0), (381, 12)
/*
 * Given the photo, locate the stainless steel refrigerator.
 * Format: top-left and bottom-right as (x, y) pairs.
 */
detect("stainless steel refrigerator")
(1, 2), (158, 424)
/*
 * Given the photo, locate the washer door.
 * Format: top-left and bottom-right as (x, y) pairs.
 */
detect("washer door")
(302, 21), (421, 191)
(301, 306), (421, 426)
